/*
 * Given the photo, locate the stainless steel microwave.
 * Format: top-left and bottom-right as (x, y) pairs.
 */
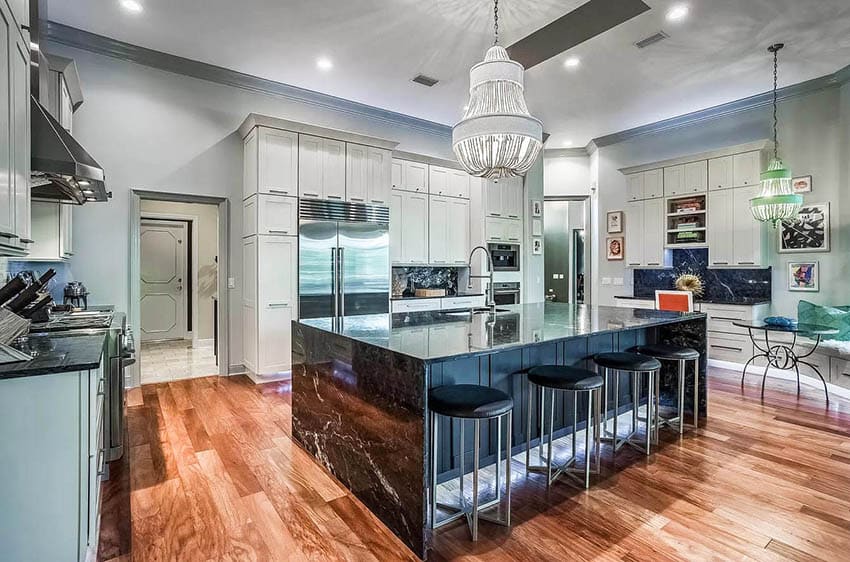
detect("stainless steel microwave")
(487, 243), (520, 271)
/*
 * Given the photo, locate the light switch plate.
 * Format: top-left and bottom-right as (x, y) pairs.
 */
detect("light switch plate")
(613, 277), (624, 286)
(602, 277), (612, 286)
(227, 277), (236, 289)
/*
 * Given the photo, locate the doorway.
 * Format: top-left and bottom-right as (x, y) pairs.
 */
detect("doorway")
(130, 192), (229, 386)
(543, 197), (590, 304)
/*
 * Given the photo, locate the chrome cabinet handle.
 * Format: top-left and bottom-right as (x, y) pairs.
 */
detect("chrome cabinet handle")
(268, 189), (290, 195)
(267, 229), (290, 234)
(268, 302), (290, 308)
(327, 195), (343, 200)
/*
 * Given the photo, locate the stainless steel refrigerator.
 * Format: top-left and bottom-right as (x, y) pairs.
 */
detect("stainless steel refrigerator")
(298, 199), (390, 320)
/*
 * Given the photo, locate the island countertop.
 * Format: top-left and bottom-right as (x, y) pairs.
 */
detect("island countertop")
(296, 302), (705, 361)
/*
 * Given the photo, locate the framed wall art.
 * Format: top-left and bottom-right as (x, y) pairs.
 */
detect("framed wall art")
(606, 236), (624, 260)
(791, 175), (812, 194)
(778, 202), (830, 253)
(607, 210), (623, 233)
(788, 261), (818, 292)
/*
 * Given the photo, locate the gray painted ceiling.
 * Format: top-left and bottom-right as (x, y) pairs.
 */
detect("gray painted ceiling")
(49, 0), (850, 146)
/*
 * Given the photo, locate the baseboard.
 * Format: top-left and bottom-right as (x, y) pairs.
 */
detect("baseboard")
(244, 369), (292, 385)
(228, 363), (246, 375)
(709, 359), (850, 400)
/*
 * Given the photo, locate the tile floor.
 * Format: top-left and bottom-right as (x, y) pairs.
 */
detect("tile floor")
(139, 339), (218, 383)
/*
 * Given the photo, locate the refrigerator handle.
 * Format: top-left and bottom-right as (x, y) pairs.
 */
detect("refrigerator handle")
(331, 247), (338, 319)
(339, 247), (345, 318)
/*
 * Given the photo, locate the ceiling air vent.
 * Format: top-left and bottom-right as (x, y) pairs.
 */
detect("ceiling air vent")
(634, 31), (669, 49)
(412, 74), (439, 87)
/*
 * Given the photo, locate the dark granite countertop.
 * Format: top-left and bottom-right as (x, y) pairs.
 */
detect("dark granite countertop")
(390, 292), (484, 301)
(615, 295), (771, 306)
(297, 302), (705, 361)
(0, 330), (107, 380)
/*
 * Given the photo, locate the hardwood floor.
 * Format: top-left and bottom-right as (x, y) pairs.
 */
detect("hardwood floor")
(98, 369), (850, 561)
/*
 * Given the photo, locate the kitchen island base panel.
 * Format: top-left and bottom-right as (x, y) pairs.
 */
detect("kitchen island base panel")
(292, 308), (706, 559)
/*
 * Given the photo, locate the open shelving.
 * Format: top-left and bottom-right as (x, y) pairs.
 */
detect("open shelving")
(665, 194), (707, 248)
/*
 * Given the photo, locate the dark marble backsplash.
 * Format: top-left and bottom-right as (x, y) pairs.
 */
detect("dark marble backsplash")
(392, 267), (459, 297)
(634, 249), (771, 301)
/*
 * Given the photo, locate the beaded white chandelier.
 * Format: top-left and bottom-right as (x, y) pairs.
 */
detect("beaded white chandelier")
(452, 0), (543, 179)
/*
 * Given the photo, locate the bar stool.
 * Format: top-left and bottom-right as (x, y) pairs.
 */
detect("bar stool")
(525, 365), (602, 488)
(633, 344), (700, 434)
(429, 384), (513, 541)
(593, 352), (662, 455)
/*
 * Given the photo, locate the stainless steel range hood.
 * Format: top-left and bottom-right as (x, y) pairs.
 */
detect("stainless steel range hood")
(30, 95), (108, 204)
(29, 0), (108, 204)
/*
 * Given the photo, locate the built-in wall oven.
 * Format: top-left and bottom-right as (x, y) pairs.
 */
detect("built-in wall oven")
(492, 282), (521, 305)
(487, 243), (520, 272)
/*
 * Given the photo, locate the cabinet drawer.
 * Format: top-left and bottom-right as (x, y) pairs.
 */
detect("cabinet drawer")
(830, 357), (850, 389)
(707, 318), (748, 335)
(441, 296), (485, 310)
(707, 333), (753, 363)
(391, 299), (441, 313)
(700, 304), (751, 321)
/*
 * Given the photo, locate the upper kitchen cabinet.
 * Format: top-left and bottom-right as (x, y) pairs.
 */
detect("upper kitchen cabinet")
(626, 169), (662, 200)
(428, 165), (449, 196)
(366, 147), (391, 205)
(391, 159), (403, 190)
(707, 184), (766, 267)
(243, 127), (299, 199)
(448, 169), (470, 199)
(708, 155), (734, 190)
(485, 177), (522, 219)
(626, 172), (643, 201)
(298, 134), (345, 200)
(663, 165), (684, 197)
(683, 161), (708, 194)
(732, 151), (762, 188)
(625, 198), (666, 267)
(27, 200), (73, 261)
(390, 188), (428, 264)
(347, 144), (391, 205)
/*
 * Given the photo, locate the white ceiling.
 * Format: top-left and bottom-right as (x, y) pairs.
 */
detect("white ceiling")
(49, 0), (850, 147)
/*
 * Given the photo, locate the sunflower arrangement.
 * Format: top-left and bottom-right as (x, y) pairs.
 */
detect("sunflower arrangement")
(674, 272), (704, 297)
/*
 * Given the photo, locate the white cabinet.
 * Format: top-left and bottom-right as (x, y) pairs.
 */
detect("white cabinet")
(243, 194), (298, 237)
(708, 185), (765, 267)
(428, 196), (449, 264)
(446, 197), (470, 264)
(626, 173), (644, 201)
(643, 169), (663, 199)
(60, 204), (73, 258)
(366, 147), (391, 205)
(391, 299), (442, 313)
(485, 177), (522, 218)
(625, 200), (644, 266)
(663, 165), (684, 197)
(708, 155), (734, 191)
(732, 151), (761, 188)
(625, 198), (664, 267)
(485, 217), (521, 242)
(345, 143), (369, 203)
(389, 190), (403, 263)
(448, 169), (470, 199)
(28, 200), (73, 261)
(241, 237), (258, 372)
(243, 129), (259, 200)
(485, 179), (503, 216)
(257, 128), (298, 197)
(391, 189), (428, 264)
(0, 3), (13, 242)
(683, 161), (708, 194)
(391, 159), (403, 190)
(428, 165), (450, 196)
(298, 135), (345, 200)
(441, 295), (485, 310)
(6, 26), (29, 254)
(401, 160), (428, 193)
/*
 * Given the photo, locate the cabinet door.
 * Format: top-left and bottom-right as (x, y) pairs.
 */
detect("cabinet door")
(663, 165), (684, 197)
(502, 177), (523, 219)
(258, 235), (297, 308)
(242, 196), (257, 237)
(428, 196), (449, 264)
(345, 143), (369, 203)
(258, 128), (298, 196)
(428, 165), (449, 196)
(242, 237), (258, 370)
(643, 198), (664, 266)
(28, 201), (62, 259)
(626, 173), (644, 201)
(258, 304), (292, 374)
(448, 169), (470, 199)
(484, 179), (503, 216)
(708, 155), (733, 191)
(625, 201), (644, 266)
(506, 219), (522, 242)
(60, 204), (73, 257)
(707, 189), (733, 266)
(389, 191), (403, 263)
(485, 217), (505, 241)
(11, 31), (29, 246)
(367, 147), (391, 205)
(322, 139), (346, 200)
(644, 169), (663, 199)
(733, 185), (762, 266)
(402, 160), (428, 193)
(447, 198), (470, 264)
(258, 194), (298, 236)
(243, 129), (258, 199)
(298, 134), (323, 198)
(732, 151), (760, 188)
(391, 159), (403, 190)
(684, 161), (708, 193)
(402, 191), (429, 263)
(0, 4), (13, 238)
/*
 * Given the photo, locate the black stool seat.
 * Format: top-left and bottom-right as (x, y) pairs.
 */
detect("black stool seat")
(594, 352), (661, 372)
(633, 344), (699, 361)
(429, 384), (513, 419)
(527, 365), (603, 391)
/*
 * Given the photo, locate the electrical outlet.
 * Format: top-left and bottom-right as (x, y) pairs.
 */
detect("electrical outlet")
(227, 277), (236, 289)
(613, 277), (624, 286)
(602, 277), (612, 286)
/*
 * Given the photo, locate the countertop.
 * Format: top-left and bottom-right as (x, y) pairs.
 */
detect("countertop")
(390, 292), (484, 301)
(296, 302), (705, 361)
(615, 295), (771, 306)
(0, 330), (107, 380)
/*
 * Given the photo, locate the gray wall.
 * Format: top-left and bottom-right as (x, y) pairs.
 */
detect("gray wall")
(593, 86), (848, 315)
(523, 157), (545, 302)
(47, 42), (453, 371)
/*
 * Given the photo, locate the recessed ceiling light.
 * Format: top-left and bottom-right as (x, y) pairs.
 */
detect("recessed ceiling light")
(562, 140), (573, 147)
(120, 0), (143, 14)
(316, 57), (333, 71)
(666, 4), (689, 21)
(564, 56), (580, 69)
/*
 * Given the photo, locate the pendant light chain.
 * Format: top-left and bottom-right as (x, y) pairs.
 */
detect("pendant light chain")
(493, 0), (499, 45)
(772, 46), (779, 159)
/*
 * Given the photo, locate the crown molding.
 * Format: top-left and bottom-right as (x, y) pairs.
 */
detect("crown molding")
(544, 147), (589, 158)
(44, 21), (453, 139)
(592, 63), (850, 148)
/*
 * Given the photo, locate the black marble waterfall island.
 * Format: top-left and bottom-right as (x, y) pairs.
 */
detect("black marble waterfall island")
(291, 303), (706, 559)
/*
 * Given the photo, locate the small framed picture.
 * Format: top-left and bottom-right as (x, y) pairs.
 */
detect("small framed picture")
(607, 210), (623, 233)
(531, 200), (542, 217)
(779, 202), (830, 253)
(606, 236), (624, 260)
(532, 219), (543, 236)
(532, 238), (543, 255)
(792, 175), (812, 194)
(788, 261), (818, 292)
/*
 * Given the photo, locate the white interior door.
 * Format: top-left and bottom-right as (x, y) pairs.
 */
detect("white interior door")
(140, 219), (188, 342)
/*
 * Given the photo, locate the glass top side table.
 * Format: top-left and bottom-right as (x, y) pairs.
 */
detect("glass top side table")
(732, 320), (839, 404)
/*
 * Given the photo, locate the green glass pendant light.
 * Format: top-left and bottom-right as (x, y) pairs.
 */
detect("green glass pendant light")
(750, 43), (802, 227)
